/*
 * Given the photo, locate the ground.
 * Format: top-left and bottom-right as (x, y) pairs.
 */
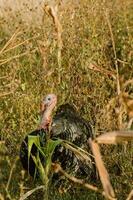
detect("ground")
(0, 0), (133, 199)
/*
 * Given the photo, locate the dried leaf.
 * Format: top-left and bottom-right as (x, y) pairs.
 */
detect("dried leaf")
(96, 131), (133, 144)
(89, 139), (116, 200)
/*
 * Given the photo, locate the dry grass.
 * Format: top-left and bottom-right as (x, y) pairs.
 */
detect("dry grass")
(0, 0), (133, 199)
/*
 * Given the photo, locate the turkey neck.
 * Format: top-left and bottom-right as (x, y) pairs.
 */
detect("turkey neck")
(39, 102), (56, 130)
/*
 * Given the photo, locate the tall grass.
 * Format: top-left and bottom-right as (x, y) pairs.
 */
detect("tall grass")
(0, 0), (133, 199)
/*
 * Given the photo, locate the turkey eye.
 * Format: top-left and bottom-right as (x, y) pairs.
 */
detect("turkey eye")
(47, 97), (51, 101)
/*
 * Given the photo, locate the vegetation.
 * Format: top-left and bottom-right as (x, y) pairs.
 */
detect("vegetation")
(0, 0), (133, 199)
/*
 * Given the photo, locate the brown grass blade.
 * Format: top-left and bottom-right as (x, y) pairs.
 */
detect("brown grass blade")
(6, 157), (19, 192)
(122, 79), (133, 91)
(126, 190), (133, 200)
(19, 185), (44, 200)
(96, 131), (133, 144)
(104, 10), (120, 95)
(52, 163), (102, 194)
(0, 48), (37, 66)
(0, 86), (19, 98)
(44, 3), (63, 82)
(88, 63), (116, 79)
(89, 139), (116, 200)
(122, 93), (133, 118)
(63, 140), (93, 163)
(0, 29), (21, 55)
(2, 35), (39, 54)
(0, 141), (5, 144)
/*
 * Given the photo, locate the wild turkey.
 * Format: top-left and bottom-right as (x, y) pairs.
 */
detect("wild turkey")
(20, 94), (57, 177)
(20, 94), (95, 182)
(51, 104), (95, 183)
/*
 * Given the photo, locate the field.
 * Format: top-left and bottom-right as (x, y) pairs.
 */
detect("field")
(0, 0), (133, 199)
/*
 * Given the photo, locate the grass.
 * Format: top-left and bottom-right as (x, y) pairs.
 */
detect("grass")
(0, 0), (133, 199)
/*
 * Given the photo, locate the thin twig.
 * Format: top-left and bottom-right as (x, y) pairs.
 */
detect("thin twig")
(0, 29), (21, 55)
(19, 186), (44, 200)
(0, 49), (37, 66)
(0, 90), (17, 98)
(105, 11), (120, 95)
(127, 118), (133, 129)
(0, 81), (20, 97)
(88, 63), (116, 79)
(6, 157), (19, 191)
(0, 76), (8, 79)
(122, 79), (133, 91)
(117, 58), (129, 65)
(126, 190), (133, 200)
(52, 163), (116, 200)
(44, 3), (63, 82)
(2, 35), (39, 54)
(52, 163), (102, 193)
(63, 141), (93, 163)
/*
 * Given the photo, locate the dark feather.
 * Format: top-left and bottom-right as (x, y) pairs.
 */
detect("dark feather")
(51, 104), (95, 181)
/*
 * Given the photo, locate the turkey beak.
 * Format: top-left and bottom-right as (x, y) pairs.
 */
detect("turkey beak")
(40, 102), (46, 114)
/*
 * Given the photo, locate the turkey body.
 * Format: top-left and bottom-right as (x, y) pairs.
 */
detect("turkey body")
(51, 104), (95, 180)
(20, 103), (95, 181)
(52, 104), (93, 142)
